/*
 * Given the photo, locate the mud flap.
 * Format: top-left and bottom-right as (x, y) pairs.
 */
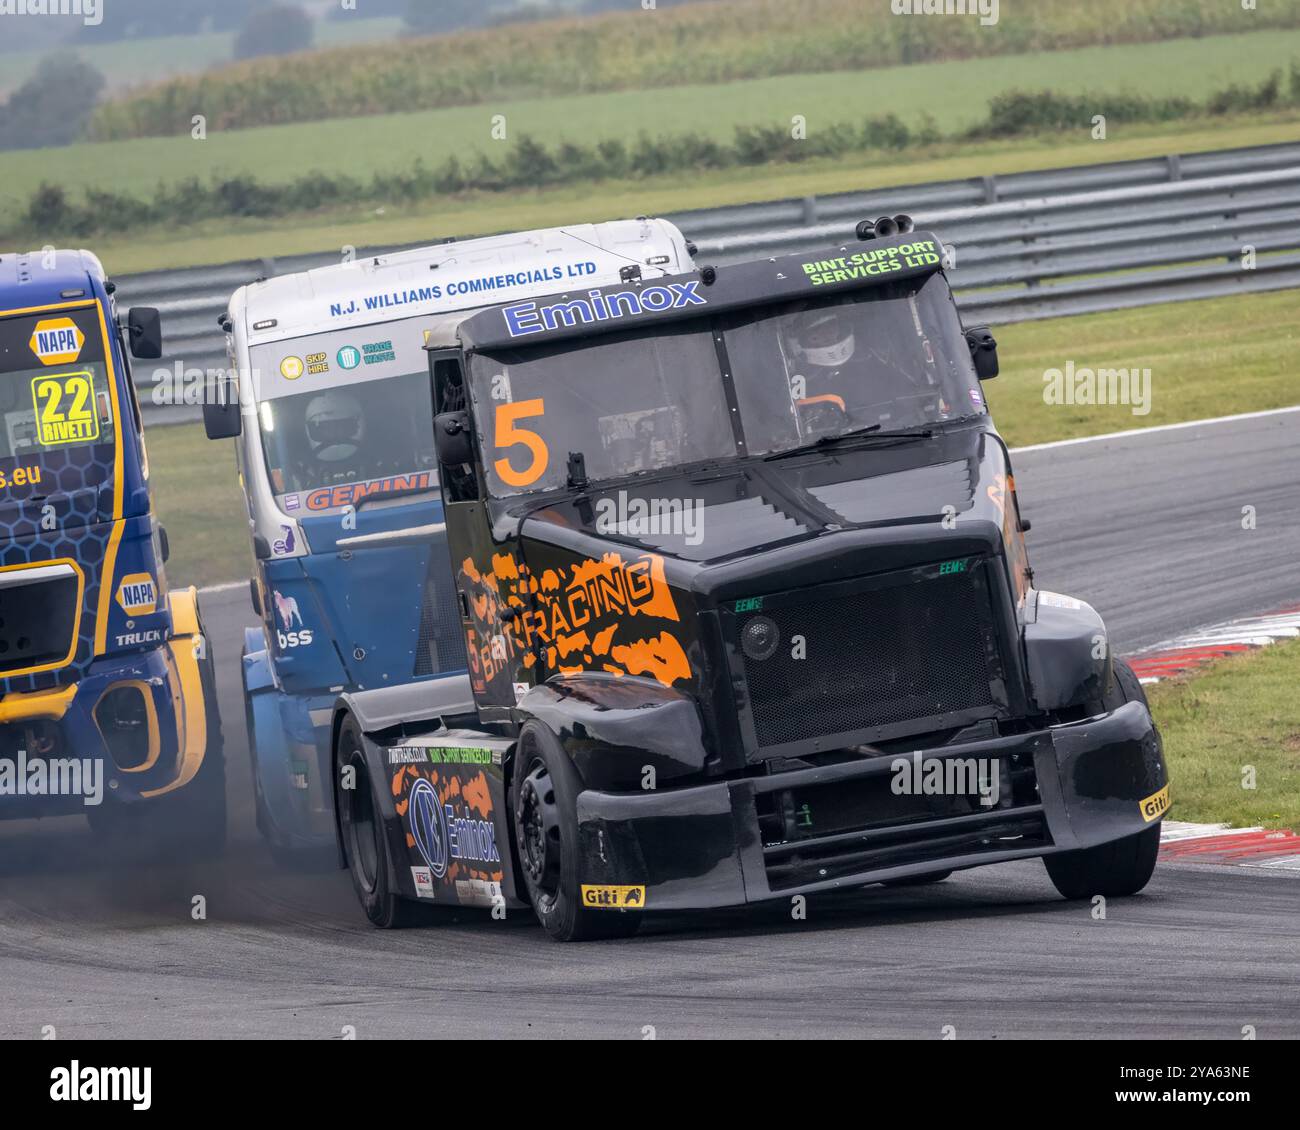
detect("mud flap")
(357, 727), (524, 910)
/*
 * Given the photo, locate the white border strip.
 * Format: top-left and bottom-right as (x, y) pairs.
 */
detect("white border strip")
(198, 580), (246, 596)
(1010, 404), (1300, 454)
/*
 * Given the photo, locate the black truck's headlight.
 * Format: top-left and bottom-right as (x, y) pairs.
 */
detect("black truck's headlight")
(741, 615), (781, 662)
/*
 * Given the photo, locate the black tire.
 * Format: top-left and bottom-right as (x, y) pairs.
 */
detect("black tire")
(1043, 658), (1162, 900)
(1044, 823), (1161, 900)
(334, 714), (425, 928)
(244, 668), (294, 868)
(883, 870), (952, 888)
(511, 722), (640, 942)
(149, 635), (228, 858)
(89, 633), (226, 858)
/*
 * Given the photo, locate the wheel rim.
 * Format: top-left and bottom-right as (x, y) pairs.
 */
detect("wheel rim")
(344, 744), (380, 892)
(516, 757), (561, 901)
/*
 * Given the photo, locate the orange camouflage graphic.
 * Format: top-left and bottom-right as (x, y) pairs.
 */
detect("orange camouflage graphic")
(458, 547), (692, 696)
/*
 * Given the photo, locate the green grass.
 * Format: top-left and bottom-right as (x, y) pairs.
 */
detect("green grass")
(0, 18), (405, 97)
(148, 287), (1300, 587)
(10, 27), (1299, 232)
(984, 288), (1300, 447)
(1148, 636), (1300, 832)
(146, 427), (247, 589)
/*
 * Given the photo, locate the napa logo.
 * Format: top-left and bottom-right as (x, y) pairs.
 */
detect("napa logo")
(30, 318), (85, 366)
(503, 281), (707, 338)
(116, 573), (158, 617)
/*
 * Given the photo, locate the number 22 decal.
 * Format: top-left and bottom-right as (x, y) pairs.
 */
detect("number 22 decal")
(30, 370), (100, 448)
(494, 399), (549, 488)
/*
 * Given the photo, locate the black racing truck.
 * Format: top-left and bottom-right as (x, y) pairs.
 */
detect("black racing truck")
(327, 220), (1168, 941)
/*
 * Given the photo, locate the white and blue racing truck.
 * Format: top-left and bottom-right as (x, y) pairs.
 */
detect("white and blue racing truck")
(204, 221), (696, 859)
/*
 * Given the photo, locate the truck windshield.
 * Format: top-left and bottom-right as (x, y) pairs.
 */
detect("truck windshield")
(0, 304), (116, 495)
(470, 273), (981, 496)
(256, 370), (438, 511)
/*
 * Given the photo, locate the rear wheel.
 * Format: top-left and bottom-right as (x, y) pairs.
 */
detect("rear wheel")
(512, 722), (640, 943)
(335, 714), (425, 928)
(1043, 659), (1162, 900)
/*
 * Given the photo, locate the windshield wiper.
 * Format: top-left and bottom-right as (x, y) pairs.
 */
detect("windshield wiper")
(765, 423), (934, 461)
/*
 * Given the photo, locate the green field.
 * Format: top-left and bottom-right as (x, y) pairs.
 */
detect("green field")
(8, 27), (1298, 233)
(0, 17), (404, 97)
(150, 288), (1300, 587)
(88, 0), (1300, 140)
(1150, 636), (1300, 832)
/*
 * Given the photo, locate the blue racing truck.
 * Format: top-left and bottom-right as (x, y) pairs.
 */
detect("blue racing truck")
(205, 221), (695, 859)
(0, 250), (224, 848)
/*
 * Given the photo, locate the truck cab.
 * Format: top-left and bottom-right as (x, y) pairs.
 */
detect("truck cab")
(209, 221), (695, 856)
(329, 223), (1168, 941)
(0, 250), (222, 845)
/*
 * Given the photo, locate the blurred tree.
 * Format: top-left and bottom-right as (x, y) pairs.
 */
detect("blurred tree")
(234, 4), (315, 60)
(0, 55), (105, 151)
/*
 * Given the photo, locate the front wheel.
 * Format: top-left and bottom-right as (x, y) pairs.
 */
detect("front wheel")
(1044, 824), (1160, 900)
(152, 636), (228, 858)
(1044, 658), (1163, 900)
(335, 714), (425, 928)
(512, 722), (640, 942)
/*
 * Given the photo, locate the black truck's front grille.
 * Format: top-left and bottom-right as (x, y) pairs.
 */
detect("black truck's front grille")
(735, 560), (1003, 752)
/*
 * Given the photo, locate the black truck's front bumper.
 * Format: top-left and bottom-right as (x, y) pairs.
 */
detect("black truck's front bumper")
(575, 700), (1166, 910)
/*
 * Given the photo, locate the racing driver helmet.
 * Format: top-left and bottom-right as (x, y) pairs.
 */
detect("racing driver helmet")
(788, 308), (857, 369)
(305, 390), (365, 463)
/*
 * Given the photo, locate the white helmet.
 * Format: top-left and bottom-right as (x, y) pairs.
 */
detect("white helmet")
(305, 391), (364, 462)
(790, 309), (856, 368)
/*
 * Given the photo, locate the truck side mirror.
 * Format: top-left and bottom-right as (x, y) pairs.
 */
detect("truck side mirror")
(204, 400), (242, 440)
(435, 411), (473, 466)
(127, 307), (163, 360)
(203, 371), (242, 439)
(965, 325), (999, 380)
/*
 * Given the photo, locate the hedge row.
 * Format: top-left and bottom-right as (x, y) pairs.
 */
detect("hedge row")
(87, 0), (1300, 140)
(22, 70), (1300, 239)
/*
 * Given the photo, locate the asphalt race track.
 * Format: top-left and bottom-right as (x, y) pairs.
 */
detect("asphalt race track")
(0, 410), (1297, 1039)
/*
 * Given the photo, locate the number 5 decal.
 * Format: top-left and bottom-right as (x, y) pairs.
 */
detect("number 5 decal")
(494, 399), (548, 488)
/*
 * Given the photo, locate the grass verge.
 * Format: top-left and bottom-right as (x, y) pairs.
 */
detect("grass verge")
(1148, 636), (1300, 832)
(147, 426), (247, 590)
(148, 287), (1300, 587)
(984, 287), (1300, 447)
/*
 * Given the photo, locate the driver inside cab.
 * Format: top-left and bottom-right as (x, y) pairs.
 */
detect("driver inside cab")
(781, 298), (956, 436)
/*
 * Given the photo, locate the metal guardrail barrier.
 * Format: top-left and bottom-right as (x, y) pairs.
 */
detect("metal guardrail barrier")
(121, 140), (1300, 423)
